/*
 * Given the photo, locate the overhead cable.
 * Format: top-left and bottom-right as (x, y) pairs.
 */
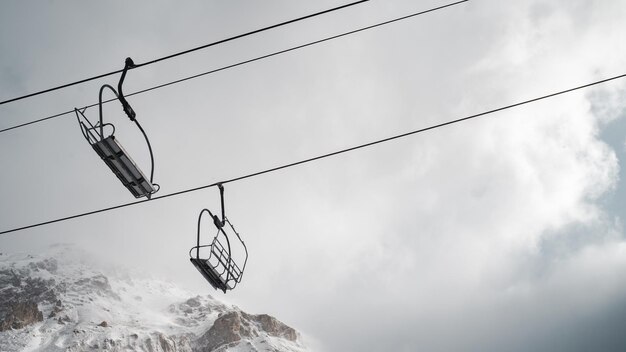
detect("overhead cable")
(0, 0), (468, 135)
(0, 0), (371, 106)
(1, 71), (625, 236)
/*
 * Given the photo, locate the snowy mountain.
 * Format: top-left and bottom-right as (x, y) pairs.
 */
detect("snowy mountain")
(0, 246), (308, 352)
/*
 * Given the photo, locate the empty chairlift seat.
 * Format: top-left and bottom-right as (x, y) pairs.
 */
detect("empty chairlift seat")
(190, 184), (248, 293)
(74, 57), (159, 199)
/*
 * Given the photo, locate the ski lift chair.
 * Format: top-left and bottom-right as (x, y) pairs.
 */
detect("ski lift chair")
(190, 184), (248, 293)
(74, 57), (159, 199)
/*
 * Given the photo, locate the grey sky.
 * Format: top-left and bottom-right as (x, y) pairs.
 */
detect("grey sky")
(2, 0), (626, 351)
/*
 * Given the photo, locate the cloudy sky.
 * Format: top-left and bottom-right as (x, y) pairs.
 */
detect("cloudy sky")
(2, 0), (626, 351)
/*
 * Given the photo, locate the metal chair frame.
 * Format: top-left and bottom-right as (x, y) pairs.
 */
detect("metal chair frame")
(189, 184), (248, 292)
(74, 57), (159, 199)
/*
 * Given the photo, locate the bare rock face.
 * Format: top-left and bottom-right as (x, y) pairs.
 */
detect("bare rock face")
(252, 314), (298, 342)
(0, 269), (58, 317)
(0, 301), (43, 331)
(195, 311), (299, 351)
(196, 312), (245, 351)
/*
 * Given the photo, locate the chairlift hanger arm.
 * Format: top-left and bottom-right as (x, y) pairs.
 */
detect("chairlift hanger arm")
(218, 184), (225, 224)
(204, 185), (227, 228)
(118, 57), (158, 197)
(118, 58), (136, 121)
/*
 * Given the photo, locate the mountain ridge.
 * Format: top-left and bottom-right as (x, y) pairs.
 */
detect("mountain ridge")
(0, 247), (307, 352)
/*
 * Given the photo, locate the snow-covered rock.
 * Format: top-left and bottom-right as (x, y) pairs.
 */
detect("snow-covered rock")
(0, 247), (307, 352)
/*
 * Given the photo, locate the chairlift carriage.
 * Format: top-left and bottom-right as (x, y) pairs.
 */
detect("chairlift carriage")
(190, 184), (248, 293)
(74, 57), (159, 199)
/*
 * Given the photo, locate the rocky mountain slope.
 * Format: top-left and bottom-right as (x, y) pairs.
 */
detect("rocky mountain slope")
(0, 247), (307, 352)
